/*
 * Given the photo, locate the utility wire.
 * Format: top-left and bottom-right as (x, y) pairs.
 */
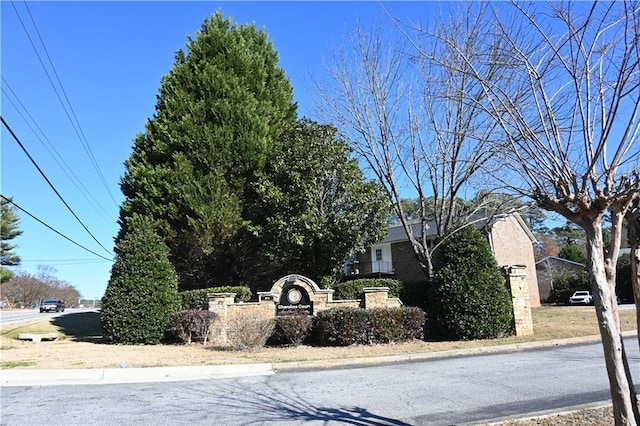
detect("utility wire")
(1, 195), (113, 262)
(11, 1), (120, 208)
(1, 78), (114, 225)
(1, 116), (113, 256)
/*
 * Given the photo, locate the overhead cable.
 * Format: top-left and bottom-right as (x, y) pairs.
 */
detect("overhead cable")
(1, 78), (115, 225)
(1, 116), (113, 257)
(11, 1), (120, 208)
(1, 195), (113, 262)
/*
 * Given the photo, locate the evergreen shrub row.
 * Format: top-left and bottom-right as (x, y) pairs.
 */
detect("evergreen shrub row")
(180, 286), (252, 310)
(269, 314), (314, 346)
(310, 307), (426, 346)
(332, 278), (402, 300)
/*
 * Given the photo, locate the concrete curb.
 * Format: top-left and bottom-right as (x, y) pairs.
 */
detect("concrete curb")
(273, 333), (629, 372)
(0, 363), (274, 387)
(1, 331), (635, 387)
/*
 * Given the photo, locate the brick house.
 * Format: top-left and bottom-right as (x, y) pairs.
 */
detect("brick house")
(345, 213), (541, 307)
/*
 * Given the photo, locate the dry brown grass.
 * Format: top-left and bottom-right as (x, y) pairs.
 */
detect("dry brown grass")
(0, 306), (636, 370)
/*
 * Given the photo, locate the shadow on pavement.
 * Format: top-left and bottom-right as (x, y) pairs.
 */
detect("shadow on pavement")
(51, 311), (103, 343)
(180, 379), (411, 426)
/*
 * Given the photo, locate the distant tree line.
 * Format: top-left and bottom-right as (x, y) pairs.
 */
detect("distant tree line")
(2, 267), (81, 308)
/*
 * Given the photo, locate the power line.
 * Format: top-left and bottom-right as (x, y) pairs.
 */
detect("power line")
(1, 195), (113, 262)
(20, 259), (110, 266)
(1, 78), (115, 225)
(1, 116), (113, 256)
(10, 1), (120, 209)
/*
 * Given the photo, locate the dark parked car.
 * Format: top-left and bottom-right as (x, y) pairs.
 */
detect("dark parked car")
(39, 299), (65, 313)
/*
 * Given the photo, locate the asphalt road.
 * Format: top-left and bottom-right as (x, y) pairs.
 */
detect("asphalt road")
(0, 308), (89, 327)
(2, 337), (639, 425)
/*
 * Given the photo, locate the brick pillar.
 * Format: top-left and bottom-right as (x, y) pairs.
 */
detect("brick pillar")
(363, 287), (390, 309)
(208, 293), (236, 346)
(505, 266), (534, 336)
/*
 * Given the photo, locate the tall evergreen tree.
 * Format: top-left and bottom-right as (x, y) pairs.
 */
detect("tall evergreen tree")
(119, 13), (296, 290)
(1, 197), (23, 283)
(244, 119), (390, 289)
(102, 214), (180, 344)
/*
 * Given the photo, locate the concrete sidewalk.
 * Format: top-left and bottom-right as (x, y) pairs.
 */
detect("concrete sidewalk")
(0, 363), (274, 386)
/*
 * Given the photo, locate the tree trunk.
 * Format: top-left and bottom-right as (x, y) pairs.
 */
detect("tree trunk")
(584, 219), (639, 425)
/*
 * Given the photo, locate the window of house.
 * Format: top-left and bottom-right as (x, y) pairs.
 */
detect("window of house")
(375, 249), (383, 261)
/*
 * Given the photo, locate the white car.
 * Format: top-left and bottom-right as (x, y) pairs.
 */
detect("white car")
(569, 291), (593, 305)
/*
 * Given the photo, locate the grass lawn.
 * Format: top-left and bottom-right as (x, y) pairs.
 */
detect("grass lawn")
(0, 305), (637, 370)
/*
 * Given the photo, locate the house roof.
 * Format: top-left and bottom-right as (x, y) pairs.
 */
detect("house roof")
(535, 256), (584, 267)
(378, 221), (436, 244)
(379, 212), (536, 244)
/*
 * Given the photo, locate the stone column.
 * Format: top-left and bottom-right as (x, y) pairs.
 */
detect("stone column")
(363, 287), (390, 309)
(208, 293), (236, 346)
(505, 266), (534, 336)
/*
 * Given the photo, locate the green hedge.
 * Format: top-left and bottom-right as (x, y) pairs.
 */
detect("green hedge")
(333, 278), (403, 300)
(311, 307), (426, 346)
(269, 314), (314, 346)
(180, 286), (252, 310)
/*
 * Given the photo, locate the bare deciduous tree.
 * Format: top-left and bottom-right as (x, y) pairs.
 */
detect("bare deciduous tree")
(2, 267), (80, 308)
(317, 10), (520, 277)
(429, 2), (640, 423)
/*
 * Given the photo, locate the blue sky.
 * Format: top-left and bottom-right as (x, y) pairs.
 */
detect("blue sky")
(1, 1), (434, 299)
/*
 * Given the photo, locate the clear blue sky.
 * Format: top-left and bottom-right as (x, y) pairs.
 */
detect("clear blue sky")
(1, 1), (435, 299)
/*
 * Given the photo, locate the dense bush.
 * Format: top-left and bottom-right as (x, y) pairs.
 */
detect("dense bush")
(166, 310), (218, 345)
(312, 308), (372, 345)
(333, 278), (403, 300)
(429, 225), (514, 341)
(180, 286), (252, 310)
(311, 307), (426, 346)
(102, 215), (180, 344)
(398, 280), (432, 312)
(370, 307), (426, 342)
(546, 270), (590, 305)
(226, 312), (275, 351)
(269, 314), (314, 346)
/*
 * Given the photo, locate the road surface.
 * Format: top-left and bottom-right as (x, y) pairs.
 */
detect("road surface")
(2, 336), (639, 425)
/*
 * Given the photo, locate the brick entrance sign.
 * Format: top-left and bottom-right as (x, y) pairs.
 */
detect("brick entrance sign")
(207, 274), (401, 346)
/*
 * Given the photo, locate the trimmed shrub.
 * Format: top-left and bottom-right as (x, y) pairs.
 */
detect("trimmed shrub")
(333, 278), (403, 300)
(226, 312), (275, 351)
(429, 225), (514, 341)
(270, 314), (314, 346)
(102, 214), (181, 345)
(311, 306), (427, 346)
(166, 310), (218, 345)
(401, 306), (428, 340)
(180, 286), (252, 310)
(312, 308), (372, 346)
(546, 270), (590, 305)
(370, 308), (403, 343)
(370, 307), (427, 342)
